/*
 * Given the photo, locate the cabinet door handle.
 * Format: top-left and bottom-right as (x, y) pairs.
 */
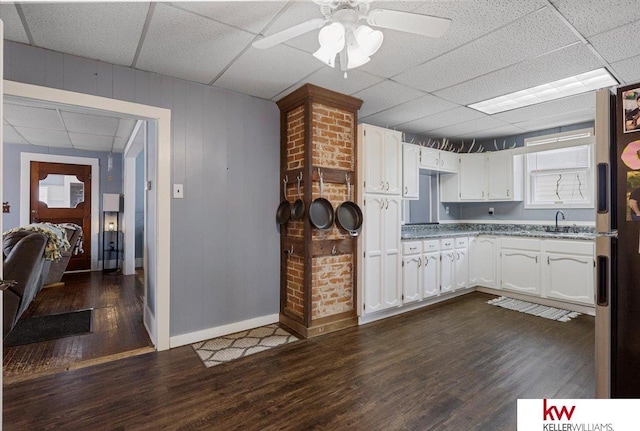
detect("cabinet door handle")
(380, 180), (384, 190)
(440, 159), (444, 166)
(385, 199), (389, 209)
(418, 258), (422, 267)
(386, 181), (390, 191)
(507, 189), (510, 197)
(379, 199), (384, 209)
(482, 191), (485, 197)
(547, 256), (550, 265)
(404, 186), (408, 195)
(535, 256), (538, 263)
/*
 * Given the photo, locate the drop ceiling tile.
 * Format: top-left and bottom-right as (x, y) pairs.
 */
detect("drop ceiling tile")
(396, 106), (486, 134)
(272, 68), (384, 101)
(174, 2), (288, 34)
(493, 93), (595, 124)
(214, 44), (323, 100)
(0, 4), (30, 44)
(69, 132), (114, 149)
(137, 3), (255, 84)
(21, 3), (148, 66)
(454, 124), (527, 140)
(112, 137), (129, 151)
(425, 116), (513, 138)
(116, 119), (137, 138)
(361, 94), (460, 128)
(61, 111), (119, 136)
(589, 19), (640, 63)
(15, 127), (71, 147)
(352, 81), (426, 118)
(4, 104), (64, 130)
(3, 124), (28, 145)
(435, 43), (603, 105)
(514, 108), (595, 132)
(611, 55), (640, 85)
(552, 0), (640, 37)
(394, 7), (579, 93)
(359, 0), (546, 78)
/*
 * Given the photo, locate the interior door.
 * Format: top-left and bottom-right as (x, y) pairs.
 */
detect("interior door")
(30, 161), (92, 270)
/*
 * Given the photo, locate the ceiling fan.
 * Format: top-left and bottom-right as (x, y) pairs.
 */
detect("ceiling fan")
(252, 0), (451, 76)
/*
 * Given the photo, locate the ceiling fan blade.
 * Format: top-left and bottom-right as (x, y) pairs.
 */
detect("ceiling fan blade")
(253, 18), (326, 49)
(367, 9), (451, 38)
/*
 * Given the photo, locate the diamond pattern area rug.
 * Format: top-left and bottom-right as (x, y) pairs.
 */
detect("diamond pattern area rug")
(192, 324), (299, 368)
(487, 296), (581, 322)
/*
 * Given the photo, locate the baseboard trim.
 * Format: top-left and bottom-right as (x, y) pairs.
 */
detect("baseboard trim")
(169, 313), (280, 348)
(358, 289), (475, 325)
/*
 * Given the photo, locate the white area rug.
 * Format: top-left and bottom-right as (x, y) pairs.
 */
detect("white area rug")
(192, 324), (299, 368)
(487, 296), (581, 322)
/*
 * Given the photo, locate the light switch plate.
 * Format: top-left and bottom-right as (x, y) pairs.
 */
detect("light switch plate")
(173, 184), (184, 198)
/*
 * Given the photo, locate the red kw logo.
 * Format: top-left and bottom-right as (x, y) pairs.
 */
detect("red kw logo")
(543, 399), (576, 421)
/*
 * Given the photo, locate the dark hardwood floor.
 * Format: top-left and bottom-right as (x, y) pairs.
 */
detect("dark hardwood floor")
(3, 271), (153, 383)
(3, 292), (594, 430)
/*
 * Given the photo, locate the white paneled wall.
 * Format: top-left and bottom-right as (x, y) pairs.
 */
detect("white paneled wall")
(3, 40), (281, 337)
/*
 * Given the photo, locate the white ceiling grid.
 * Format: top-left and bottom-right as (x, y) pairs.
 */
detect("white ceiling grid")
(1, 0), (640, 144)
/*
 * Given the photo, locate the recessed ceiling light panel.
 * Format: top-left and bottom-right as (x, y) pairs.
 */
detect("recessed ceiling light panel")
(468, 68), (618, 115)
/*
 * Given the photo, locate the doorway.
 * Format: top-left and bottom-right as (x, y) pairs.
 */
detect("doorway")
(5, 80), (171, 351)
(30, 161), (92, 270)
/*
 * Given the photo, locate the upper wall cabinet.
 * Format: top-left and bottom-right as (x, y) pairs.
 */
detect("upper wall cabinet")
(440, 150), (523, 202)
(419, 147), (458, 173)
(402, 143), (420, 200)
(359, 124), (402, 195)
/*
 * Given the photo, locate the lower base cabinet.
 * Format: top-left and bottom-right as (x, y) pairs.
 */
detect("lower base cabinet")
(422, 252), (440, 298)
(543, 240), (595, 305)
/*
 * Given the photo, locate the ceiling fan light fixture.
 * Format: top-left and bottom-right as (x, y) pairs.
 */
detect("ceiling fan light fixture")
(318, 22), (346, 52)
(347, 44), (370, 69)
(354, 25), (383, 56)
(313, 47), (338, 68)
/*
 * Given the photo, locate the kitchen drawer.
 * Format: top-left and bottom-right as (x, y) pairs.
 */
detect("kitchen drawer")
(544, 239), (594, 255)
(455, 237), (468, 248)
(440, 238), (455, 250)
(403, 241), (422, 255)
(423, 239), (440, 252)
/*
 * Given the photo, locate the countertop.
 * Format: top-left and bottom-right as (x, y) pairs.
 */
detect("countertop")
(401, 223), (596, 241)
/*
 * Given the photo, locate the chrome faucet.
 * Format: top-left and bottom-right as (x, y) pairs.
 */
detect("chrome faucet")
(555, 210), (565, 232)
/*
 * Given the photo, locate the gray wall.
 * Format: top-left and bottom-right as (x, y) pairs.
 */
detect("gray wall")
(4, 40), (281, 337)
(2, 142), (123, 230)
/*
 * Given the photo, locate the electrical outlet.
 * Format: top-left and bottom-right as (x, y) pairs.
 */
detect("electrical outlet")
(445, 206), (450, 215)
(173, 184), (184, 198)
(489, 207), (494, 215)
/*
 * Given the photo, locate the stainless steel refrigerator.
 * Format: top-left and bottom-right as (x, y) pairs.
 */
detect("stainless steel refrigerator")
(595, 85), (640, 397)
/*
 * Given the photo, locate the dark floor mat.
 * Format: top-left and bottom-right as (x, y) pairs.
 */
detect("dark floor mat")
(4, 309), (93, 347)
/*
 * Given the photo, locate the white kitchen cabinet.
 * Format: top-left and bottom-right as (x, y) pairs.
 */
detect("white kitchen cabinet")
(422, 252), (440, 298)
(487, 151), (523, 200)
(469, 236), (497, 288)
(460, 154), (487, 200)
(402, 143), (420, 200)
(440, 150), (523, 202)
(360, 124), (401, 195)
(454, 237), (469, 290)
(402, 254), (421, 303)
(501, 250), (541, 294)
(543, 240), (595, 306)
(500, 238), (541, 295)
(439, 151), (459, 173)
(419, 147), (458, 173)
(402, 241), (421, 304)
(440, 238), (456, 294)
(362, 195), (402, 314)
